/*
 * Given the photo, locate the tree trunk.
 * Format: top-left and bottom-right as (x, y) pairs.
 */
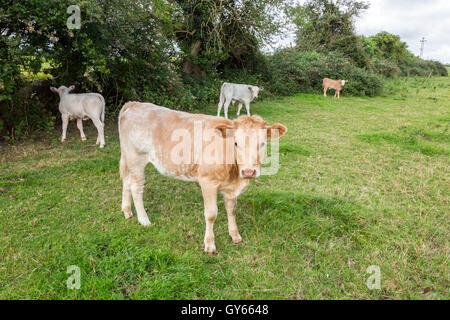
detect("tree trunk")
(182, 40), (203, 78)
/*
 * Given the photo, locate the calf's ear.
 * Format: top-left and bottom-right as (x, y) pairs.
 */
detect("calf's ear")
(214, 120), (234, 138)
(267, 123), (287, 139)
(68, 85), (75, 92)
(50, 87), (58, 93)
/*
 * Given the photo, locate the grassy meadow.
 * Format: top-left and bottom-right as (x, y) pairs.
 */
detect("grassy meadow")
(0, 76), (449, 299)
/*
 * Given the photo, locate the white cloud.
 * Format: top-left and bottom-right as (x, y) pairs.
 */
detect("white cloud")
(356, 0), (450, 63)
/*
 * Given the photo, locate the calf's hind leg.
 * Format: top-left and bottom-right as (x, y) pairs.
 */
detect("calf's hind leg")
(217, 100), (224, 117)
(128, 159), (151, 226)
(223, 98), (232, 119)
(92, 118), (105, 148)
(237, 103), (243, 116)
(121, 173), (133, 219)
(76, 119), (87, 141)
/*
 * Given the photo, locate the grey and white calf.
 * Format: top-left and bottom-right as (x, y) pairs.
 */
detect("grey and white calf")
(217, 82), (262, 119)
(51, 85), (106, 148)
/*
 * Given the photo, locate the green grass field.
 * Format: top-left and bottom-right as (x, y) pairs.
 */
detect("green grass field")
(1, 76), (449, 299)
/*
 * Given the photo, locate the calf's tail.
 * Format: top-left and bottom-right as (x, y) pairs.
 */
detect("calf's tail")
(100, 95), (106, 125)
(118, 115), (126, 180)
(218, 83), (226, 106)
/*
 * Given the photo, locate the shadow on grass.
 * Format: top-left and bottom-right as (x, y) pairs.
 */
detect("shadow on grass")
(0, 156), (119, 186)
(279, 143), (311, 156)
(47, 234), (212, 299)
(239, 190), (367, 242)
(357, 125), (449, 156)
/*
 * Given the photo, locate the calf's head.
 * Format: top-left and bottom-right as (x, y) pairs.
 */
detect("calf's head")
(340, 80), (348, 86)
(248, 86), (262, 100)
(215, 115), (287, 179)
(50, 85), (75, 97)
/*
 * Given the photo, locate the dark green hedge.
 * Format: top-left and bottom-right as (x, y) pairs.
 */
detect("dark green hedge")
(265, 49), (384, 97)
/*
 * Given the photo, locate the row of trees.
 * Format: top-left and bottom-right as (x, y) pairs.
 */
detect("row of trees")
(0, 0), (447, 140)
(1, 0), (285, 139)
(290, 0), (447, 77)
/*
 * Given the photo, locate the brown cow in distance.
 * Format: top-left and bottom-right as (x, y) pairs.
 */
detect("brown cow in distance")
(323, 78), (348, 98)
(118, 102), (287, 256)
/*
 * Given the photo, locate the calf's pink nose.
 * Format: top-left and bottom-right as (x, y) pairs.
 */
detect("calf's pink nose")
(242, 168), (256, 178)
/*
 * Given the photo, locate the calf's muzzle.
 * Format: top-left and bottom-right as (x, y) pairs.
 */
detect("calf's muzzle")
(241, 168), (257, 179)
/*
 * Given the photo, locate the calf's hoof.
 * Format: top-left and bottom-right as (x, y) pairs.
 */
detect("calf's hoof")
(123, 208), (133, 219)
(204, 244), (217, 257)
(233, 238), (243, 245)
(138, 216), (151, 226)
(205, 248), (218, 257)
(232, 237), (243, 245)
(100, 144), (105, 149)
(81, 137), (87, 141)
(230, 233), (242, 245)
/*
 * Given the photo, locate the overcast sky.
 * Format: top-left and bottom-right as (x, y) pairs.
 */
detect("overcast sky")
(355, 0), (450, 63)
(272, 0), (450, 63)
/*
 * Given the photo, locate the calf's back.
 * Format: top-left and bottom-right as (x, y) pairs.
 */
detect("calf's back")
(323, 78), (343, 90)
(119, 102), (228, 181)
(60, 93), (104, 120)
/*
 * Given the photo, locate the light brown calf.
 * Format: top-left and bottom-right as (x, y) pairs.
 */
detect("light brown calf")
(118, 102), (287, 255)
(323, 78), (348, 98)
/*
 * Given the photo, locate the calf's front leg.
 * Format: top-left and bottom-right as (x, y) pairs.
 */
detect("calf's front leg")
(224, 197), (242, 244)
(244, 101), (251, 116)
(61, 114), (69, 142)
(200, 181), (219, 256)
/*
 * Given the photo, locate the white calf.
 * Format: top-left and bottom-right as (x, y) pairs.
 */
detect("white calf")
(217, 82), (262, 119)
(51, 85), (106, 148)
